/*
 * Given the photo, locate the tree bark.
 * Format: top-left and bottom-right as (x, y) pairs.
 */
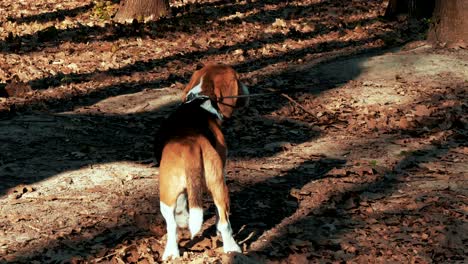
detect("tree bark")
(384, 0), (434, 19)
(384, 0), (407, 18)
(428, 0), (468, 44)
(113, 0), (170, 23)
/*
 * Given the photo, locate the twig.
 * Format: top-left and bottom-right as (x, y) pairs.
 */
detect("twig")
(238, 231), (256, 245)
(137, 102), (151, 111)
(24, 223), (41, 232)
(280, 93), (316, 118)
(92, 245), (130, 262)
(26, 196), (89, 201)
(92, 251), (120, 263)
(236, 224), (247, 237)
(263, 88), (317, 119)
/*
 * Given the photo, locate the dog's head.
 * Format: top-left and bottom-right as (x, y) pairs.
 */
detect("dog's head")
(182, 64), (249, 119)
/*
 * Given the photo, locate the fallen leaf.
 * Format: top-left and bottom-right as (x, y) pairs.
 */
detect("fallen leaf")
(190, 237), (212, 252)
(272, 18), (287, 28)
(289, 239), (312, 251)
(4, 80), (32, 98)
(287, 253), (309, 263)
(398, 117), (411, 130)
(328, 167), (348, 176)
(414, 105), (432, 116)
(356, 166), (375, 176)
(111, 255), (126, 264)
(125, 246), (139, 263)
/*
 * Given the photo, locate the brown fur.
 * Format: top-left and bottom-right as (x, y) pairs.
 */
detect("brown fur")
(182, 64), (248, 118)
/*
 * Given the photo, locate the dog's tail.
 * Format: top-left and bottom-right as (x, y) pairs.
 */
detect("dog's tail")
(185, 146), (204, 239)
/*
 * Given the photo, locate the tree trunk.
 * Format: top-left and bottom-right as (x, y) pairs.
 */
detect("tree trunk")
(384, 0), (434, 19)
(113, 0), (170, 23)
(384, 0), (407, 18)
(428, 0), (468, 45)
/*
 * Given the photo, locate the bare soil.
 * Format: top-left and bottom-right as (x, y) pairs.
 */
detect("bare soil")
(0, 0), (467, 263)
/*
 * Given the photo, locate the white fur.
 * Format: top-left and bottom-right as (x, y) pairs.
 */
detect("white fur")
(186, 77), (204, 100)
(217, 221), (241, 253)
(186, 76), (223, 120)
(188, 207), (204, 239)
(174, 193), (189, 228)
(200, 100), (223, 120)
(160, 202), (180, 260)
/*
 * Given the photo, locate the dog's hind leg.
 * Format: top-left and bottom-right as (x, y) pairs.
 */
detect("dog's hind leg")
(160, 201), (180, 260)
(206, 164), (241, 253)
(211, 180), (241, 253)
(159, 145), (188, 260)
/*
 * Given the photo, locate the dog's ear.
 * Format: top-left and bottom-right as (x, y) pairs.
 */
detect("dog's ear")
(212, 73), (238, 118)
(211, 67), (251, 118)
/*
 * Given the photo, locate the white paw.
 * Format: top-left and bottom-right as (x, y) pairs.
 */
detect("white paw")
(223, 239), (242, 253)
(162, 244), (180, 261)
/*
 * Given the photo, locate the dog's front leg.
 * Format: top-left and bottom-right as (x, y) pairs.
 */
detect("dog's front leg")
(160, 202), (180, 260)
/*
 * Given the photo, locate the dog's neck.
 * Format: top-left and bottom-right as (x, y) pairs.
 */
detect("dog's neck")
(185, 77), (223, 121)
(199, 99), (223, 121)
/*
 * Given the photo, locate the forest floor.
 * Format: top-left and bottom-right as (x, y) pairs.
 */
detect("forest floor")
(0, 0), (467, 263)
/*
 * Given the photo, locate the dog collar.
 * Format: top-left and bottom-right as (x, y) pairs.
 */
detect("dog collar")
(184, 96), (223, 121)
(200, 99), (223, 121)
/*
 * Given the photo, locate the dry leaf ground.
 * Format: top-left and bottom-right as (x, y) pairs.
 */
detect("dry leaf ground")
(0, 0), (467, 263)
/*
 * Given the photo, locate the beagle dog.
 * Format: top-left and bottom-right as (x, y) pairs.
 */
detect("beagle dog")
(155, 64), (249, 260)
